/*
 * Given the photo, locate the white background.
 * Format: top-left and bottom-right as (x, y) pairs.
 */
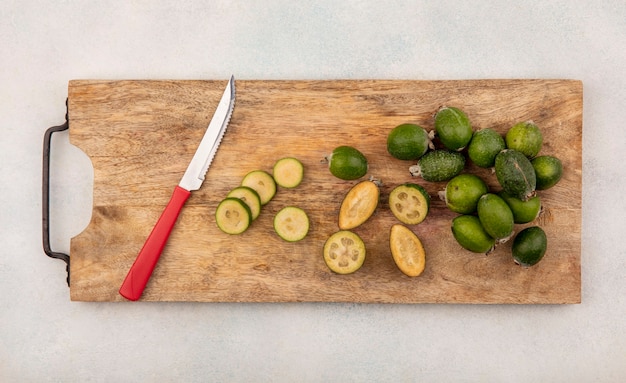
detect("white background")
(2, 1), (625, 381)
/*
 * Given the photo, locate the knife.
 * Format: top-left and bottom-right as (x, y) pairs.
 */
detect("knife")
(119, 76), (235, 301)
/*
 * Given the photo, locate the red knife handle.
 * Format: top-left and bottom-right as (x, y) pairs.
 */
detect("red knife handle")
(119, 185), (191, 301)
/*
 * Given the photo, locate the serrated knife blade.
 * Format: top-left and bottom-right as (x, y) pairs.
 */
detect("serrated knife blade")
(119, 76), (235, 301)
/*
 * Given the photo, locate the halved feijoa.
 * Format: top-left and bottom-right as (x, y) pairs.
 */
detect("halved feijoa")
(477, 193), (514, 241)
(338, 180), (379, 230)
(409, 150), (465, 182)
(388, 183), (430, 225)
(442, 174), (488, 214)
(499, 191), (541, 224)
(273, 157), (304, 188)
(387, 123), (431, 160)
(273, 206), (309, 242)
(241, 170), (277, 205)
(451, 215), (495, 254)
(467, 128), (506, 168)
(512, 226), (547, 267)
(389, 224), (426, 277)
(215, 197), (252, 235)
(227, 186), (262, 220)
(323, 230), (366, 274)
(531, 155), (563, 190)
(495, 149), (536, 201)
(505, 121), (543, 158)
(327, 146), (368, 180)
(434, 106), (473, 151)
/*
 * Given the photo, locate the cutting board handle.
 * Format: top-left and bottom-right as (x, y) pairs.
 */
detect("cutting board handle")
(42, 100), (71, 287)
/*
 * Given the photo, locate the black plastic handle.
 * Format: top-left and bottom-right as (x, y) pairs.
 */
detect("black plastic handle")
(42, 100), (70, 286)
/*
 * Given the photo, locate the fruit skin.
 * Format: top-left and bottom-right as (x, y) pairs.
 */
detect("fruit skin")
(477, 193), (515, 241)
(388, 183), (430, 225)
(389, 224), (426, 277)
(323, 230), (366, 274)
(443, 174), (488, 214)
(495, 149), (536, 201)
(328, 146), (368, 180)
(434, 106), (473, 151)
(387, 123), (431, 160)
(512, 226), (547, 267)
(338, 180), (380, 230)
(532, 155), (563, 190)
(499, 191), (541, 224)
(451, 215), (495, 254)
(467, 128), (506, 168)
(410, 150), (465, 182)
(505, 121), (543, 158)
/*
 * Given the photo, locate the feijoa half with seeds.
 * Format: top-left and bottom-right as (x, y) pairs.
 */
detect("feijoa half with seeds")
(512, 226), (547, 267)
(323, 230), (366, 274)
(388, 183), (430, 225)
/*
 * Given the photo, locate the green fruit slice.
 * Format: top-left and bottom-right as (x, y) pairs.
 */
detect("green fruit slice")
(215, 198), (252, 235)
(505, 121), (543, 158)
(499, 191), (541, 224)
(328, 146), (368, 180)
(389, 224), (426, 277)
(442, 174), (488, 214)
(273, 157), (304, 188)
(227, 186), (262, 220)
(241, 170), (277, 205)
(410, 150), (465, 182)
(512, 226), (547, 267)
(323, 230), (366, 274)
(495, 149), (536, 201)
(467, 128), (506, 168)
(477, 193), (515, 241)
(434, 106), (473, 151)
(387, 123), (431, 160)
(273, 206), (309, 242)
(338, 180), (379, 230)
(531, 155), (563, 190)
(451, 215), (495, 254)
(388, 183), (430, 225)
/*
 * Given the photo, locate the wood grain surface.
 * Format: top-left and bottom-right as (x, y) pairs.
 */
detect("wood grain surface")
(68, 79), (582, 303)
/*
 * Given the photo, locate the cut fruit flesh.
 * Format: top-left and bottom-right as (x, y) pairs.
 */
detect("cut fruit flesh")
(273, 157), (304, 188)
(323, 230), (366, 274)
(338, 180), (379, 230)
(241, 170), (276, 205)
(389, 224), (426, 277)
(227, 186), (262, 220)
(389, 184), (430, 225)
(274, 206), (309, 242)
(215, 198), (252, 235)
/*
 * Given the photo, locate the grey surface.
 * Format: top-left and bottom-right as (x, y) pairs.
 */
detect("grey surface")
(2, 1), (625, 381)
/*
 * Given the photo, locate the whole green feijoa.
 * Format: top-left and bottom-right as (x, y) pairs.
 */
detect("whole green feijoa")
(477, 193), (515, 241)
(387, 123), (431, 160)
(499, 191), (541, 224)
(443, 174), (488, 214)
(328, 146), (368, 180)
(505, 121), (543, 158)
(532, 155), (563, 190)
(434, 106), (473, 151)
(451, 215), (496, 254)
(495, 149), (537, 201)
(467, 128), (506, 168)
(512, 226), (547, 267)
(409, 150), (465, 182)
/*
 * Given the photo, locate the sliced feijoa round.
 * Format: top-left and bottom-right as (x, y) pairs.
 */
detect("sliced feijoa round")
(273, 157), (304, 188)
(273, 206), (309, 242)
(227, 186), (262, 220)
(388, 183), (430, 225)
(451, 215), (495, 254)
(512, 226), (547, 267)
(323, 230), (366, 274)
(215, 197), (252, 235)
(389, 224), (426, 277)
(241, 170), (277, 205)
(338, 180), (379, 230)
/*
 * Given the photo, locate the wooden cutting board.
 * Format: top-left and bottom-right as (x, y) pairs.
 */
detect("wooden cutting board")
(68, 79), (582, 303)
